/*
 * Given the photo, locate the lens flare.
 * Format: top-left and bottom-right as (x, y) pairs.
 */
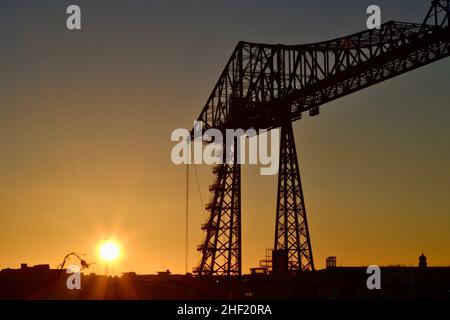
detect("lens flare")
(99, 240), (120, 262)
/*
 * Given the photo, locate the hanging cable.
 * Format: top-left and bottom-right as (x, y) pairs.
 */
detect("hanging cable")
(186, 163), (208, 274)
(193, 164), (206, 219)
(185, 164), (189, 274)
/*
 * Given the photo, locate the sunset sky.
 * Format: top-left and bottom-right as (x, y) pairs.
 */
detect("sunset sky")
(1, 0), (450, 275)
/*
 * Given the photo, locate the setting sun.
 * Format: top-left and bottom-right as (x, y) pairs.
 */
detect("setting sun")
(99, 240), (121, 262)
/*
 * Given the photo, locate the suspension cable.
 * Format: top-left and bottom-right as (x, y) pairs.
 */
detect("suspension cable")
(193, 164), (207, 219)
(185, 163), (208, 274)
(185, 164), (189, 274)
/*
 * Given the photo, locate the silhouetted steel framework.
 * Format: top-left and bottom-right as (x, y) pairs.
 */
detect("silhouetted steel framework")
(274, 121), (314, 273)
(194, 0), (450, 276)
(195, 146), (242, 276)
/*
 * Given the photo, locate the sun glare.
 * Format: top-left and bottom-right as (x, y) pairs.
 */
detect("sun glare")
(99, 240), (121, 262)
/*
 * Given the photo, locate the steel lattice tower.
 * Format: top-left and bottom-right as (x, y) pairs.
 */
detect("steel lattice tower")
(193, 0), (450, 277)
(274, 121), (314, 274)
(195, 143), (241, 276)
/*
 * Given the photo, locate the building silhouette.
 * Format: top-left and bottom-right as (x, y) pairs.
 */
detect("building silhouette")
(419, 253), (427, 269)
(1, 255), (449, 300)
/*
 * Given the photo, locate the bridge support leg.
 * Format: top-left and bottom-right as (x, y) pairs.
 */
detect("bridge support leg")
(195, 142), (241, 277)
(273, 121), (314, 276)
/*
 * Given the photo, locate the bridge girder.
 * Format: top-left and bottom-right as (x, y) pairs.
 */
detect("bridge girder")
(196, 1), (450, 132)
